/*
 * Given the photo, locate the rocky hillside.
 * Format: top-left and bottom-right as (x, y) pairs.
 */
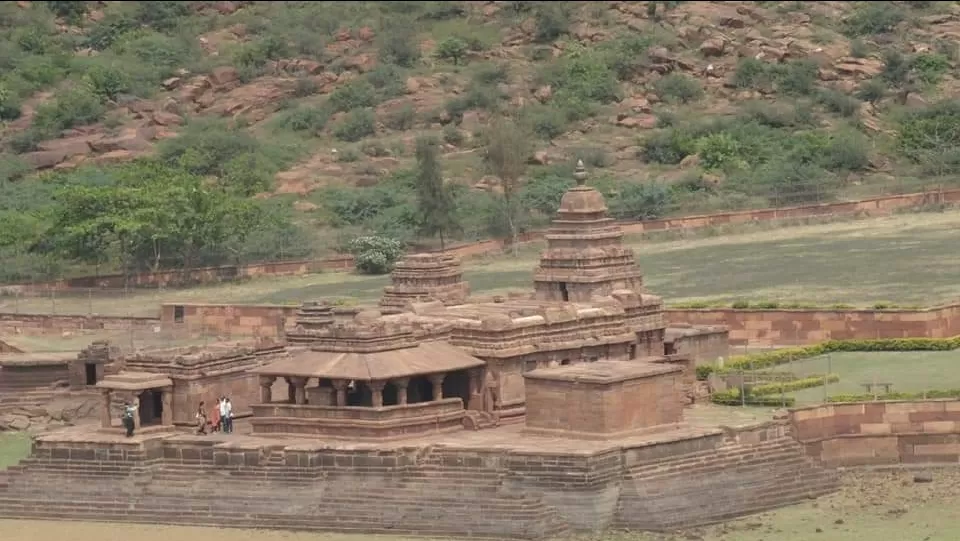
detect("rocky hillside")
(2, 1), (960, 280)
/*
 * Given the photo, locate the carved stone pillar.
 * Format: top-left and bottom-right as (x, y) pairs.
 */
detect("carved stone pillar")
(100, 389), (112, 429)
(259, 376), (276, 403)
(369, 380), (386, 408)
(394, 378), (409, 405)
(286, 377), (296, 403)
(161, 387), (173, 426)
(332, 379), (348, 406)
(429, 373), (446, 401)
(291, 377), (308, 405)
(467, 369), (483, 410)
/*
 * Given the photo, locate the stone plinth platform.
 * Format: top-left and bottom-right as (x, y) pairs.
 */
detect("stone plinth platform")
(523, 359), (684, 440)
(0, 406), (839, 538)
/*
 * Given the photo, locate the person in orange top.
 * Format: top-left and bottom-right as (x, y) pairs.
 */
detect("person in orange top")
(209, 401), (221, 433)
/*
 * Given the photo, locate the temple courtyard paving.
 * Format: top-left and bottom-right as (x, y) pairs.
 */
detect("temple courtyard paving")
(2, 468), (959, 540)
(5, 210), (960, 317)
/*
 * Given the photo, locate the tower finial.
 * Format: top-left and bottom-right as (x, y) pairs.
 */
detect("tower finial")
(573, 159), (587, 186)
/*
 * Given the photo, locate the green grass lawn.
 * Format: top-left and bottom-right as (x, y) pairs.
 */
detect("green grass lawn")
(783, 350), (960, 405)
(0, 433), (30, 470)
(5, 210), (960, 317)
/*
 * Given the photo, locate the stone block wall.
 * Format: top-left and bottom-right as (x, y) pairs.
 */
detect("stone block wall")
(665, 325), (730, 364)
(0, 313), (158, 336)
(0, 421), (840, 538)
(159, 303), (298, 337)
(170, 371), (262, 425)
(666, 304), (960, 345)
(791, 400), (960, 466)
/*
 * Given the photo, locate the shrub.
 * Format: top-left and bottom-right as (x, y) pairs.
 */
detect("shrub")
(751, 374), (840, 396)
(711, 388), (796, 407)
(843, 3), (905, 37)
(365, 64), (407, 100)
(32, 86), (105, 134)
(293, 77), (318, 98)
(828, 388), (960, 403)
(607, 182), (671, 220)
(384, 104), (416, 131)
(898, 100), (960, 163)
(816, 89), (860, 118)
(522, 103), (569, 140)
(539, 49), (621, 107)
(274, 105), (330, 135)
(822, 129), (870, 171)
(881, 50), (910, 84)
(333, 109), (377, 142)
(534, 3), (570, 42)
(856, 78), (887, 103)
(442, 124), (464, 146)
(349, 235), (403, 275)
(328, 79), (378, 113)
(378, 24), (421, 67)
(911, 53), (950, 86)
(775, 59), (819, 96)
(436, 36), (469, 65)
(83, 63), (131, 102)
(698, 337), (960, 379)
(654, 73), (703, 104)
(472, 62), (510, 85)
(733, 58), (773, 89)
(849, 39), (870, 58)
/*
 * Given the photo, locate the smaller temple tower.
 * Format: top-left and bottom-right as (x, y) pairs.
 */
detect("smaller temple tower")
(533, 161), (646, 302)
(379, 253), (470, 313)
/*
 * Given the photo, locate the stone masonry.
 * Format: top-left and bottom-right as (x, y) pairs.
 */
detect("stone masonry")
(379, 252), (470, 313)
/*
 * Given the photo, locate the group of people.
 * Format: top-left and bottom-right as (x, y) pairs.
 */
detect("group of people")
(195, 396), (234, 435)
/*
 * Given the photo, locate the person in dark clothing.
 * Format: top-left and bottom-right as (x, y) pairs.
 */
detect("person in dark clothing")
(122, 401), (136, 437)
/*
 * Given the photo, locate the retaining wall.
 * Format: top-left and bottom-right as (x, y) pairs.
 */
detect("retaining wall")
(0, 422), (838, 537)
(0, 313), (159, 336)
(791, 400), (960, 467)
(666, 304), (960, 345)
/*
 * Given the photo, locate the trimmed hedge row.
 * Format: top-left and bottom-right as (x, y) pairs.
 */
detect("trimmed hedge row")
(711, 389), (796, 407)
(827, 388), (960, 403)
(697, 337), (960, 380)
(751, 374), (840, 396)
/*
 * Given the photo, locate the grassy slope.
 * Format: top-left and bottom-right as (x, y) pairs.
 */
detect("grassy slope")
(4, 208), (959, 317)
(4, 1), (960, 267)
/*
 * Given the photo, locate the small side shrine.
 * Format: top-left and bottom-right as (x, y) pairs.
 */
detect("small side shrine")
(96, 372), (174, 434)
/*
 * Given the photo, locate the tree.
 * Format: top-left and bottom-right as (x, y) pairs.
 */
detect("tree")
(46, 160), (265, 276)
(436, 37), (469, 65)
(414, 136), (458, 251)
(483, 116), (530, 254)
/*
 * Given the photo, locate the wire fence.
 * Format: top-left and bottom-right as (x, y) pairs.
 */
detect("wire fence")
(703, 348), (953, 408)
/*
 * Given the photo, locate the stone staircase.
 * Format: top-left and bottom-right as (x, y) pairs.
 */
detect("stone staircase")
(0, 448), (569, 540)
(613, 435), (840, 531)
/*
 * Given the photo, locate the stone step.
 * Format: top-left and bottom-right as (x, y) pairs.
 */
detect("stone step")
(614, 481), (838, 531)
(626, 451), (810, 481)
(627, 439), (800, 473)
(0, 511), (565, 540)
(627, 469), (838, 500)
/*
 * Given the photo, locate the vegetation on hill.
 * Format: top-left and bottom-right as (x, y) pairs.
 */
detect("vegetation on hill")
(3, 1), (960, 282)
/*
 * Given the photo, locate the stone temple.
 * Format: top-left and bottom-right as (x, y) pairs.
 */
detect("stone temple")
(0, 162), (838, 539)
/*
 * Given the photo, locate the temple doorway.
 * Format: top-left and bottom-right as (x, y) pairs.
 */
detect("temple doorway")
(559, 282), (569, 302)
(442, 370), (471, 406)
(84, 363), (97, 386)
(137, 389), (164, 427)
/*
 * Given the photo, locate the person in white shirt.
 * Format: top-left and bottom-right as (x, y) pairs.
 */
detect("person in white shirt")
(223, 398), (234, 433)
(217, 397), (227, 432)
